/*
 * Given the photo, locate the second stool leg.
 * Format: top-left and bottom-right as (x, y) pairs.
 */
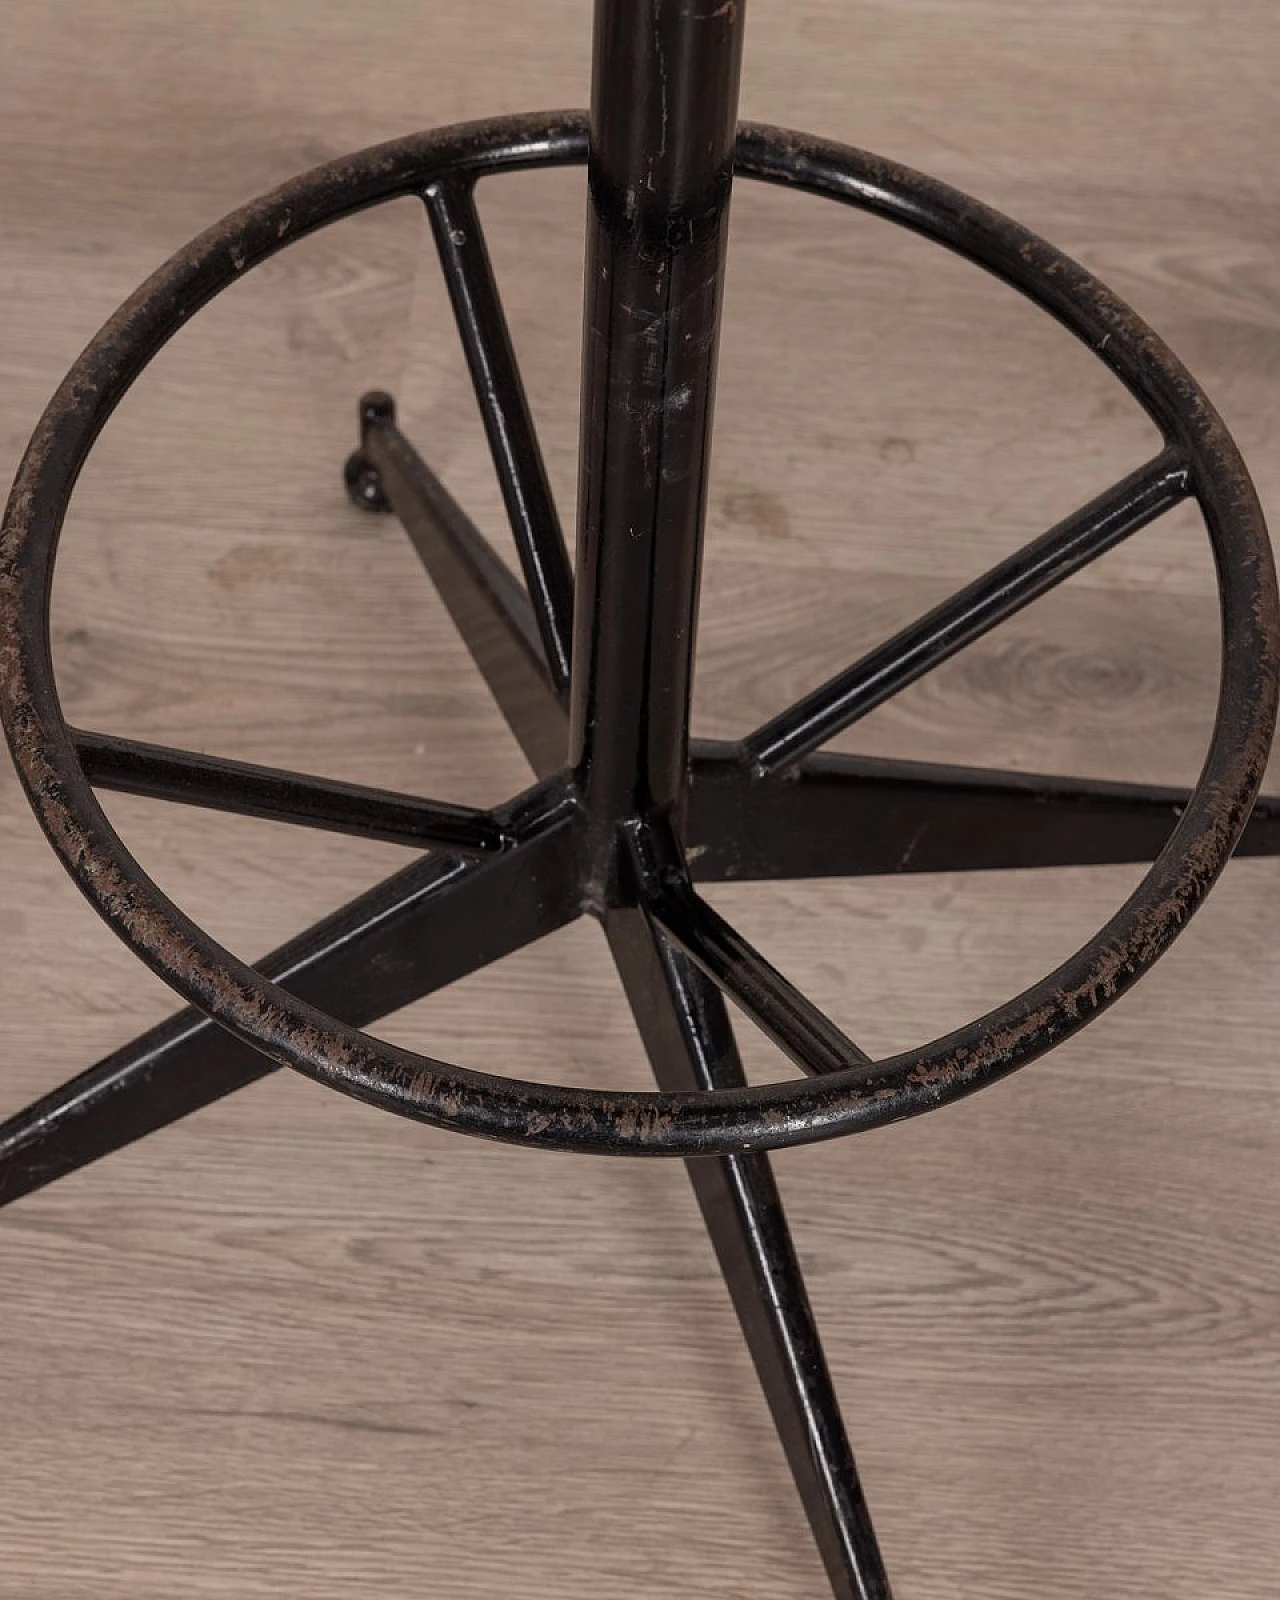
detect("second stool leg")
(607, 906), (894, 1600)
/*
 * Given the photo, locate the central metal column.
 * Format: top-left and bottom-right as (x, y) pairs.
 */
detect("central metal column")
(570, 0), (746, 877)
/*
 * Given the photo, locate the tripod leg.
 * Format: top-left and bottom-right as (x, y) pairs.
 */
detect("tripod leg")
(1, 816), (580, 1208)
(606, 906), (894, 1600)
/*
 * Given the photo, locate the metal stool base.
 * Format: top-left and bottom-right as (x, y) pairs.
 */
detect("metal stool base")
(2, 22), (1279, 1595)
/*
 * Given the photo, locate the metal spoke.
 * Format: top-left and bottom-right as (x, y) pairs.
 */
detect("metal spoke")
(423, 174), (575, 693)
(688, 740), (1280, 880)
(606, 905), (893, 1599)
(636, 844), (873, 1078)
(74, 729), (508, 855)
(361, 400), (568, 777)
(0, 789), (583, 1208)
(743, 449), (1191, 776)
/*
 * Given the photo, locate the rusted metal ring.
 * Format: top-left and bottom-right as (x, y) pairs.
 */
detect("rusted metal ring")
(2, 113), (1276, 1156)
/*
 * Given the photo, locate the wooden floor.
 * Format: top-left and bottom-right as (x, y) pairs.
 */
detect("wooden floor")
(2, 2), (1278, 1594)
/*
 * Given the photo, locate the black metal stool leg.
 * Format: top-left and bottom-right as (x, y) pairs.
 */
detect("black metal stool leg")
(0, 813), (581, 1207)
(356, 394), (569, 775)
(687, 743), (1280, 880)
(607, 907), (893, 1600)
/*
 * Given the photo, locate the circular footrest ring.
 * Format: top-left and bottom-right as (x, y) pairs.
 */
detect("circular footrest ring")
(1, 113), (1276, 1155)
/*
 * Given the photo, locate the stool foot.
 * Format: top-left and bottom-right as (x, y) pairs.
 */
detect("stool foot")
(343, 450), (391, 514)
(343, 389), (398, 513)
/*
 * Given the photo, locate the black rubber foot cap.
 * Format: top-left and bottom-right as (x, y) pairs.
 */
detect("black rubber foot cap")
(344, 451), (391, 514)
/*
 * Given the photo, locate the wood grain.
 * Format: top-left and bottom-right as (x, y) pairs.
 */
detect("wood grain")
(2, 2), (1278, 1596)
